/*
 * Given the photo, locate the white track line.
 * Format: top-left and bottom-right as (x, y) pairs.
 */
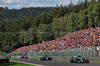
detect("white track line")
(10, 60), (44, 66)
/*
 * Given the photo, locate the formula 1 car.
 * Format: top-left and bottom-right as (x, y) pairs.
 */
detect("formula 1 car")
(70, 56), (89, 63)
(40, 55), (52, 61)
(20, 55), (28, 59)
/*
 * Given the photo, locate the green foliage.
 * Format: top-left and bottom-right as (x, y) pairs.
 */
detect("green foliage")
(78, 10), (87, 29)
(87, 1), (100, 27)
(0, 32), (18, 53)
(90, 0), (96, 5)
(0, 7), (51, 19)
(51, 17), (59, 39)
(51, 16), (68, 39)
(37, 23), (53, 42)
(66, 13), (78, 32)
(19, 29), (26, 45)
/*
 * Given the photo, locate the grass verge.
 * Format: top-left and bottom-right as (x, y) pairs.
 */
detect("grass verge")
(90, 60), (100, 63)
(0, 61), (38, 66)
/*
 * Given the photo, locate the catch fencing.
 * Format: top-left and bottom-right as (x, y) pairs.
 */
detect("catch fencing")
(8, 46), (100, 57)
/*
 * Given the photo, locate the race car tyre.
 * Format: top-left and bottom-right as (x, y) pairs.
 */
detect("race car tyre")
(70, 60), (73, 63)
(86, 60), (89, 63)
(40, 57), (43, 60)
(70, 58), (74, 63)
(49, 57), (52, 60)
(26, 57), (28, 59)
(74, 60), (77, 63)
(74, 58), (77, 63)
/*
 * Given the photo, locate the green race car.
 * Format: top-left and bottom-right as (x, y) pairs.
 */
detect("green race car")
(70, 56), (89, 63)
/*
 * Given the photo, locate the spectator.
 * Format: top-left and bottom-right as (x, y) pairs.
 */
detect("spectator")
(10, 28), (100, 54)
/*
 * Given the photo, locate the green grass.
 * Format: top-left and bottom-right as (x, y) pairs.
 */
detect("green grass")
(90, 60), (100, 63)
(0, 61), (38, 66)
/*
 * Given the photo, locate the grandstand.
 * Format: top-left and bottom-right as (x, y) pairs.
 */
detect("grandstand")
(10, 28), (100, 55)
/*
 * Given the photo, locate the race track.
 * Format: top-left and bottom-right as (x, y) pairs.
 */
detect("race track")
(10, 59), (100, 66)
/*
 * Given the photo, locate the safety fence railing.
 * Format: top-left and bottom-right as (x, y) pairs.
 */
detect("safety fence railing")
(7, 46), (100, 57)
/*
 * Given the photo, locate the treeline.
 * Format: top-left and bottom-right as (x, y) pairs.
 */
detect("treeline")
(0, 0), (100, 53)
(0, 7), (51, 19)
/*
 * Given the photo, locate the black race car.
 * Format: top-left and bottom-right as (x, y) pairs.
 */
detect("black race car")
(20, 55), (28, 59)
(40, 55), (52, 61)
(70, 56), (89, 63)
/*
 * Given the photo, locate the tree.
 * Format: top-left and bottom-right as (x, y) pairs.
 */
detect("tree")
(57, 17), (67, 37)
(90, 0), (96, 5)
(57, 4), (66, 17)
(19, 27), (37, 46)
(66, 13), (77, 32)
(98, 0), (100, 2)
(87, 2), (100, 27)
(69, 1), (74, 7)
(51, 17), (59, 39)
(94, 16), (99, 27)
(87, 12), (94, 27)
(93, 2), (100, 27)
(40, 11), (48, 24)
(37, 23), (53, 42)
(64, 14), (69, 33)
(78, 10), (87, 29)
(19, 29), (26, 46)
(0, 32), (18, 53)
(87, 5), (94, 27)
(32, 15), (41, 27)
(26, 27), (37, 44)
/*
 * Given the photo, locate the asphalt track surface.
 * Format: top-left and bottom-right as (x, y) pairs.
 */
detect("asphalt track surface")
(10, 59), (100, 66)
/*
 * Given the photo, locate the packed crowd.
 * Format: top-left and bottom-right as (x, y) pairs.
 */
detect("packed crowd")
(10, 28), (100, 54)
